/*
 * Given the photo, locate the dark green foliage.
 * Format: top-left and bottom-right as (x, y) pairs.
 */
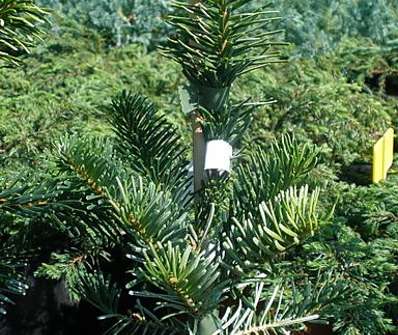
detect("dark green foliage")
(292, 218), (398, 335)
(0, 211), (28, 316)
(199, 100), (257, 145)
(225, 185), (324, 269)
(108, 91), (190, 198)
(0, 0), (48, 65)
(239, 51), (396, 172)
(0, 21), (183, 177)
(0, 182), (50, 315)
(278, 179), (398, 335)
(22, 4), (330, 328)
(136, 243), (224, 317)
(332, 37), (398, 97)
(165, 0), (285, 88)
(337, 181), (398, 238)
(0, 0), (48, 317)
(234, 135), (319, 217)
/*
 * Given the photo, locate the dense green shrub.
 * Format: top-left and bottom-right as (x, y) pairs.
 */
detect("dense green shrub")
(2, 21), (396, 179)
(333, 180), (398, 333)
(264, 179), (398, 335)
(0, 21), (182, 177)
(337, 179), (398, 241)
(0, 0), (50, 317)
(39, 0), (170, 47)
(237, 52), (396, 172)
(331, 37), (398, 95)
(289, 216), (397, 334)
(269, 0), (398, 56)
(39, 0), (398, 55)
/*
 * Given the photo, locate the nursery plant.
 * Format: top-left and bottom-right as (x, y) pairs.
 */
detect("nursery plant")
(1, 0), (396, 334)
(25, 1), (342, 334)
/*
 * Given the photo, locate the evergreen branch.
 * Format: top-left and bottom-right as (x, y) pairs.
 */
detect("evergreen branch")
(76, 271), (180, 334)
(225, 185), (324, 268)
(283, 272), (353, 322)
(51, 136), (127, 244)
(131, 242), (225, 318)
(0, 0), (48, 65)
(215, 283), (318, 335)
(75, 271), (120, 315)
(35, 252), (91, 302)
(0, 185), (31, 316)
(0, 184), (50, 215)
(0, 257), (28, 316)
(234, 133), (319, 218)
(164, 0), (285, 87)
(108, 91), (191, 206)
(55, 136), (125, 199)
(113, 177), (188, 250)
(104, 316), (178, 335)
(200, 98), (255, 144)
(52, 136), (187, 252)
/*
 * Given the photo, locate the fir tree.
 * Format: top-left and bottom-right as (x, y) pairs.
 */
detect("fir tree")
(30, 1), (337, 334)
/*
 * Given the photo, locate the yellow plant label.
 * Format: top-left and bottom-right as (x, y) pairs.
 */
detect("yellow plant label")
(384, 128), (394, 170)
(372, 128), (394, 183)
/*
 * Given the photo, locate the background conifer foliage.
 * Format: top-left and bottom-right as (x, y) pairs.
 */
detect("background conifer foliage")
(0, 0), (48, 319)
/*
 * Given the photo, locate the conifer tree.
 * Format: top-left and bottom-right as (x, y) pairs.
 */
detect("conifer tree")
(31, 1), (337, 334)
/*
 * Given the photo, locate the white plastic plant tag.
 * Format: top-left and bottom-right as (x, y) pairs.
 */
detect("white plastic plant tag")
(204, 140), (233, 176)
